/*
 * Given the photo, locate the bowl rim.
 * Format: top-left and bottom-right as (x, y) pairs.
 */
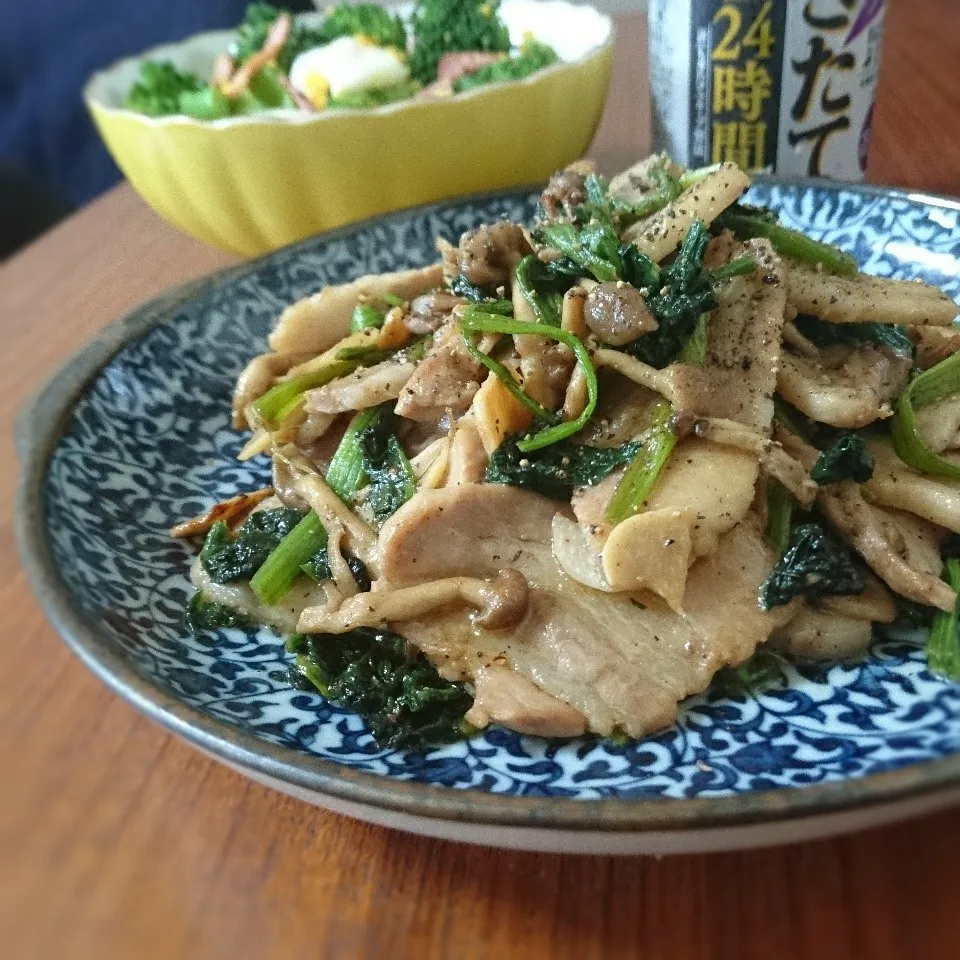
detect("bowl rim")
(16, 178), (960, 836)
(83, 2), (615, 129)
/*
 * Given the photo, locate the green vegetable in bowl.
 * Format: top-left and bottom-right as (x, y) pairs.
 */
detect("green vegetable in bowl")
(409, 0), (512, 83)
(288, 628), (475, 750)
(810, 434), (875, 485)
(185, 593), (250, 636)
(316, 2), (408, 50)
(200, 508), (305, 584)
(125, 61), (203, 117)
(233, 2), (325, 71)
(454, 40), (560, 93)
(486, 436), (642, 500)
(328, 78), (423, 111)
(758, 522), (866, 611)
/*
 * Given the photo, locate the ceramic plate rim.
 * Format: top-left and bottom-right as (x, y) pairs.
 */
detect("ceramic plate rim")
(16, 179), (960, 840)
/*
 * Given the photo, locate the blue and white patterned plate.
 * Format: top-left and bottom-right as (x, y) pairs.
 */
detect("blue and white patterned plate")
(17, 180), (960, 854)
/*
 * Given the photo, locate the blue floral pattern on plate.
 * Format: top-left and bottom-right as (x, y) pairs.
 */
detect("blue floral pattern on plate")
(41, 182), (960, 800)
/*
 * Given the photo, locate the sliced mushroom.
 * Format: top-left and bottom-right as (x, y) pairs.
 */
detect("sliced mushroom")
(296, 570), (530, 634)
(305, 357), (418, 413)
(787, 263), (959, 327)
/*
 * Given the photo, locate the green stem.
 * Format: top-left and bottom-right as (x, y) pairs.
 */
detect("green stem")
(350, 304), (385, 332)
(891, 351), (960, 479)
(605, 400), (677, 524)
(253, 359), (358, 427)
(325, 407), (380, 501)
(927, 558), (960, 680)
(250, 511), (327, 605)
(718, 212), (858, 277)
(708, 255), (757, 283)
(460, 309), (598, 453)
(462, 339), (557, 424)
(765, 478), (796, 554)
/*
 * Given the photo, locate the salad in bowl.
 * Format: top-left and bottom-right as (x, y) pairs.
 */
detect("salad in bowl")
(85, 1), (613, 254)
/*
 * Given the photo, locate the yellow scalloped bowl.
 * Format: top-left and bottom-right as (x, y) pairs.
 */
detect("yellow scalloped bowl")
(85, 3), (614, 256)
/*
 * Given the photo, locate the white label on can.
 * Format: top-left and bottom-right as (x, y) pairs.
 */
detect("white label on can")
(648, 0), (694, 166)
(648, 0), (887, 181)
(776, 1), (887, 179)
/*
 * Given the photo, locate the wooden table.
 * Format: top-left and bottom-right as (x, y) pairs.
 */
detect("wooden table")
(3, 4), (959, 958)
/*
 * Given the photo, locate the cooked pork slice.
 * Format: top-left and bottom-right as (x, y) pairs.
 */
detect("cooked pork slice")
(777, 345), (911, 428)
(571, 468), (623, 549)
(407, 289), (462, 335)
(394, 320), (486, 421)
(305, 358), (417, 413)
(539, 160), (596, 222)
(465, 665), (588, 738)
(863, 438), (960, 532)
(269, 263), (443, 354)
(456, 221), (530, 289)
(787, 263), (959, 327)
(379, 485), (790, 736)
(701, 238), (786, 435)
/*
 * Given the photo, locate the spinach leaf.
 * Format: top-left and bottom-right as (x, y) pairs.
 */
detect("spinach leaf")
(184, 593), (249, 636)
(794, 313), (913, 358)
(449, 274), (512, 313)
(200, 508), (304, 584)
(357, 408), (416, 526)
(289, 628), (474, 750)
(710, 648), (788, 699)
(514, 255), (572, 327)
(811, 434), (875, 484)
(486, 435), (642, 500)
(759, 522), (866, 610)
(625, 220), (718, 368)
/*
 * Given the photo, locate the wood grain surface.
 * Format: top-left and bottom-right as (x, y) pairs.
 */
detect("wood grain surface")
(3, 4), (959, 958)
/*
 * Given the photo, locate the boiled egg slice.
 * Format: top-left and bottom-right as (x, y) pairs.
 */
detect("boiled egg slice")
(290, 37), (409, 108)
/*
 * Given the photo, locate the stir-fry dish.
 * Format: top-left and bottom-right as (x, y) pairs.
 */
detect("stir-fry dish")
(175, 153), (960, 750)
(126, 1), (559, 119)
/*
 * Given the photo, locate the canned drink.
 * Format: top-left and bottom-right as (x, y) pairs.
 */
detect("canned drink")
(648, 0), (887, 180)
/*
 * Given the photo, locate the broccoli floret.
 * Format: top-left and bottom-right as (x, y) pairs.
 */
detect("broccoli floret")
(328, 78), (422, 110)
(410, 0), (512, 83)
(125, 61), (202, 117)
(232, 2), (329, 72)
(317, 2), (408, 49)
(454, 39), (559, 93)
